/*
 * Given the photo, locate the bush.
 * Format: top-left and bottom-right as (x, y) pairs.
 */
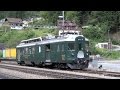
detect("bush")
(95, 48), (120, 59)
(0, 28), (58, 48)
(0, 51), (2, 58)
(24, 30), (35, 39)
(83, 25), (106, 42)
(111, 39), (120, 45)
(89, 40), (120, 59)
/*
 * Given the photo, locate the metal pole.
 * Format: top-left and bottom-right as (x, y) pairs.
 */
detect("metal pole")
(108, 30), (110, 41)
(108, 30), (111, 50)
(62, 11), (64, 36)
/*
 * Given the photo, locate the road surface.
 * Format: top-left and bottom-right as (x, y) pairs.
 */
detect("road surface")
(88, 59), (120, 72)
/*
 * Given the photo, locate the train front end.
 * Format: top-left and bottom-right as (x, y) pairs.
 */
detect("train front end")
(67, 35), (90, 70)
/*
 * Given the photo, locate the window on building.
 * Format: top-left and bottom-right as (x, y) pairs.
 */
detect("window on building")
(101, 44), (104, 48)
(104, 44), (108, 49)
(20, 24), (22, 26)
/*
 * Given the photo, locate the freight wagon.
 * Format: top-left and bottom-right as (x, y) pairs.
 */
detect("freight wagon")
(2, 48), (16, 59)
(16, 35), (91, 69)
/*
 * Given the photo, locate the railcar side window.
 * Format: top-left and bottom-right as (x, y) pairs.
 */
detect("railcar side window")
(68, 43), (75, 51)
(46, 44), (50, 51)
(22, 48), (25, 54)
(32, 47), (35, 54)
(25, 47), (28, 54)
(39, 46), (41, 53)
(62, 44), (64, 51)
(29, 47), (32, 54)
(57, 45), (60, 52)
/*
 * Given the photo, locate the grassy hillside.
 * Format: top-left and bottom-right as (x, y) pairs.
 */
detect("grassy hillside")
(0, 27), (120, 59)
(0, 28), (58, 48)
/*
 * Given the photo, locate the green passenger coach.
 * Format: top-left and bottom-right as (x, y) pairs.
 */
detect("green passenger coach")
(16, 35), (90, 69)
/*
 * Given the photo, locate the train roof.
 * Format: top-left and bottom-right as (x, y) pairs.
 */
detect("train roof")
(16, 35), (89, 48)
(20, 37), (42, 43)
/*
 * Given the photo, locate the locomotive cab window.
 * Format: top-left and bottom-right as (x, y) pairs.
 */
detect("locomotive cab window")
(68, 43), (75, 51)
(79, 43), (82, 50)
(46, 44), (50, 51)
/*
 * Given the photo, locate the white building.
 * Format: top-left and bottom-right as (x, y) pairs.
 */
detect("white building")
(2, 18), (24, 30)
(95, 42), (112, 49)
(57, 20), (81, 36)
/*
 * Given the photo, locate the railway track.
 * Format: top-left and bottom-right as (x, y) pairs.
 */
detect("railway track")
(1, 60), (120, 79)
(0, 62), (120, 79)
(0, 58), (16, 61)
(0, 61), (17, 65)
(0, 72), (22, 79)
(73, 69), (120, 78)
(0, 63), (100, 79)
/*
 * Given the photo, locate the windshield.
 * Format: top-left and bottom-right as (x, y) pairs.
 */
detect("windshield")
(68, 43), (75, 51)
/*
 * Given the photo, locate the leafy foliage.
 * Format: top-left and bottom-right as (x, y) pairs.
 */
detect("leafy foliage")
(0, 11), (120, 59)
(0, 51), (2, 58)
(0, 28), (57, 48)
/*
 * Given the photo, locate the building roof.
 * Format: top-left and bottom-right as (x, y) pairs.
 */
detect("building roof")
(57, 20), (77, 26)
(5, 18), (23, 24)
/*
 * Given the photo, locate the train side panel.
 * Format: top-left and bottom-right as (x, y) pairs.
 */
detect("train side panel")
(34, 45), (45, 65)
(11, 48), (16, 58)
(52, 42), (65, 63)
(4, 48), (16, 59)
(65, 42), (76, 63)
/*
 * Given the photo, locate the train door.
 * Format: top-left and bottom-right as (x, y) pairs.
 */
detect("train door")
(28, 46), (34, 63)
(45, 44), (51, 63)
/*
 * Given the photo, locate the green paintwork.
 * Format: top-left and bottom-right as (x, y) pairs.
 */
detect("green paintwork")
(16, 36), (90, 65)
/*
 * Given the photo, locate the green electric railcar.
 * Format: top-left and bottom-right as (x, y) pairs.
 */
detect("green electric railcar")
(16, 35), (90, 69)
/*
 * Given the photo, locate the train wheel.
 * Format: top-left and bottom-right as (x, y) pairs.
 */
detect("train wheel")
(19, 61), (25, 66)
(19, 62), (23, 66)
(31, 62), (35, 67)
(56, 64), (66, 69)
(57, 64), (61, 69)
(38, 62), (44, 68)
(48, 64), (54, 69)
